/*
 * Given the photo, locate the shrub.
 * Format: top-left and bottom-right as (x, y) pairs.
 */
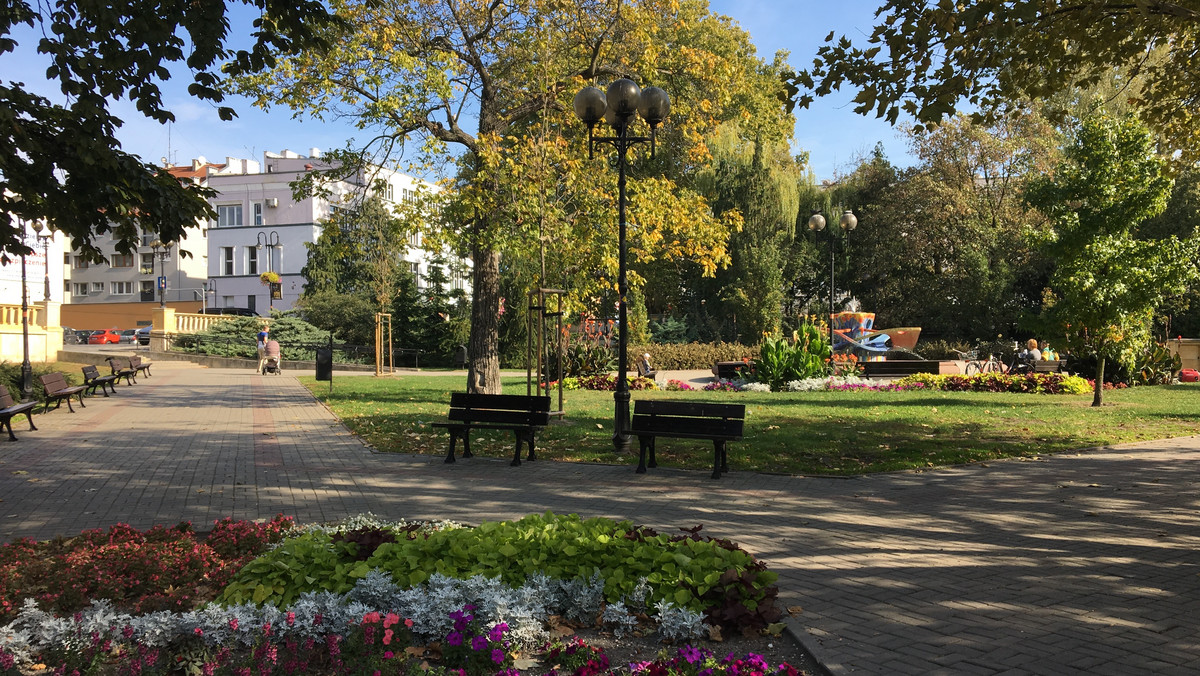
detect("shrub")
(895, 372), (1091, 394)
(747, 326), (831, 390)
(628, 342), (758, 370)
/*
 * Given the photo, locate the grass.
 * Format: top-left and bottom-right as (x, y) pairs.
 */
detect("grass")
(300, 375), (1200, 475)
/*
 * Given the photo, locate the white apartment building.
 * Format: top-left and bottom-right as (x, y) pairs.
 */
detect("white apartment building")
(197, 149), (466, 314)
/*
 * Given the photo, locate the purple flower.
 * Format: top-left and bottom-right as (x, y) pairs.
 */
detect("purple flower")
(679, 646), (703, 664)
(471, 635), (489, 651)
(487, 623), (508, 642)
(446, 631), (464, 647)
(492, 648), (506, 664)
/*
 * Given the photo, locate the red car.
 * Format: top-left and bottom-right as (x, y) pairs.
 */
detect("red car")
(88, 329), (121, 345)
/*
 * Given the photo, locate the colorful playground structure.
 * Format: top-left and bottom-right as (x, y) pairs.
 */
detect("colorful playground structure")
(830, 312), (921, 360)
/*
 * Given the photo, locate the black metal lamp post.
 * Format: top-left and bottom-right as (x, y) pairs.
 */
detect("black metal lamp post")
(573, 79), (671, 453)
(30, 220), (52, 302)
(256, 231), (282, 310)
(17, 220), (32, 401)
(808, 209), (858, 347)
(150, 239), (173, 307)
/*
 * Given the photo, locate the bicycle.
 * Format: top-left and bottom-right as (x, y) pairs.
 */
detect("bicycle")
(951, 349), (1008, 375)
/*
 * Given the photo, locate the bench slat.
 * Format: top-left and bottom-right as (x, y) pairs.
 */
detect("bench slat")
(631, 415), (743, 439)
(448, 392), (551, 411)
(632, 400), (744, 420)
(447, 409), (551, 426)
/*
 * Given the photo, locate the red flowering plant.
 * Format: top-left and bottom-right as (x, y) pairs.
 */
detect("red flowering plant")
(0, 516), (294, 624)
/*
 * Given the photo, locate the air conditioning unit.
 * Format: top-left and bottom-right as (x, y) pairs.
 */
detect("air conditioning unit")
(266, 197), (279, 208)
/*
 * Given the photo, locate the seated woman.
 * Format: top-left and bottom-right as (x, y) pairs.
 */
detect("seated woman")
(636, 352), (658, 379)
(1019, 338), (1042, 362)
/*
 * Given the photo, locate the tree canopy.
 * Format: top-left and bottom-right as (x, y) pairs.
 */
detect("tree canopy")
(784, 1), (1200, 162)
(234, 0), (791, 390)
(1026, 112), (1200, 405)
(1, 0), (340, 260)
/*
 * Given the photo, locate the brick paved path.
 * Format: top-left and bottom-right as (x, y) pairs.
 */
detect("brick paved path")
(1, 362), (1198, 675)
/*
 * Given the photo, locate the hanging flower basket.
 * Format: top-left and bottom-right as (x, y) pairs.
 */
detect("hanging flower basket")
(259, 271), (281, 285)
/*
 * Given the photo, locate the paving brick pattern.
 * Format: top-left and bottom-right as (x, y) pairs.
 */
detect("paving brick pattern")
(1, 362), (1198, 674)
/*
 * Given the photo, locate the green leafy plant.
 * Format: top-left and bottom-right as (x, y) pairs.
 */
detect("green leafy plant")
(750, 326), (831, 390)
(1132, 342), (1181, 385)
(218, 513), (780, 632)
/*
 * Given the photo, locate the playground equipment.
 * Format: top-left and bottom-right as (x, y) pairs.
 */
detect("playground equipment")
(830, 312), (922, 359)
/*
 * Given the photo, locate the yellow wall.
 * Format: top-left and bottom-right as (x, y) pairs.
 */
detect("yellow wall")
(61, 301), (202, 330)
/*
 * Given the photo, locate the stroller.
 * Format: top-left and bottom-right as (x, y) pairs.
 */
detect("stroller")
(259, 340), (282, 375)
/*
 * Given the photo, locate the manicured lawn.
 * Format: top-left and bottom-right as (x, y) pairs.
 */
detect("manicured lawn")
(300, 375), (1200, 475)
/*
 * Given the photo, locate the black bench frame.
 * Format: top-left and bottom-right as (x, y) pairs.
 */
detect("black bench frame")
(39, 372), (87, 413)
(433, 393), (551, 466)
(81, 364), (119, 397)
(630, 400), (746, 479)
(106, 356), (137, 385)
(0, 385), (37, 441)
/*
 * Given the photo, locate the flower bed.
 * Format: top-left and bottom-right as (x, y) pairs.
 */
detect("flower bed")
(697, 373), (1091, 395)
(0, 514), (801, 676)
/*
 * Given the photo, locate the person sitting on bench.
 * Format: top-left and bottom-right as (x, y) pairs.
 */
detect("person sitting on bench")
(636, 352), (657, 380)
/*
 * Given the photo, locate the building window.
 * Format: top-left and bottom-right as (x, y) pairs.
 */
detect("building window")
(111, 253), (134, 268)
(111, 281), (134, 295)
(72, 283), (88, 296)
(141, 232), (156, 246)
(407, 231), (420, 248)
(90, 282), (104, 294)
(221, 247), (235, 275)
(384, 184), (395, 201)
(73, 256), (89, 269)
(140, 280), (154, 296)
(409, 262), (421, 288)
(141, 253), (155, 273)
(451, 269), (467, 291)
(247, 246), (259, 275)
(402, 188), (417, 204)
(221, 295), (234, 307)
(217, 204), (243, 228)
(252, 201), (264, 226)
(63, 253), (71, 264)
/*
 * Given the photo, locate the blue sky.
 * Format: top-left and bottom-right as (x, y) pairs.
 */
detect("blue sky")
(5, 1), (912, 180)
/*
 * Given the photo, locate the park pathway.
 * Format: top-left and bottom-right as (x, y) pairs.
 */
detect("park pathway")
(1, 361), (1197, 675)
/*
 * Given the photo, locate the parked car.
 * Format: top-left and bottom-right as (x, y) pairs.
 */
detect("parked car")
(62, 327), (82, 345)
(119, 329), (139, 344)
(135, 326), (151, 346)
(88, 329), (121, 345)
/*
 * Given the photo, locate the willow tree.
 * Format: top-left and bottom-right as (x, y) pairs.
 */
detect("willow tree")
(234, 0), (774, 391)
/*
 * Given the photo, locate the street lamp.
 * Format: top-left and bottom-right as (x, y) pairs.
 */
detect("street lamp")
(30, 220), (52, 302)
(256, 231), (283, 310)
(573, 78), (671, 454)
(149, 239), (173, 307)
(808, 209), (858, 347)
(205, 278), (217, 313)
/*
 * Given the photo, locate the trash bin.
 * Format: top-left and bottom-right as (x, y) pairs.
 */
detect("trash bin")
(453, 344), (468, 369)
(316, 347), (333, 381)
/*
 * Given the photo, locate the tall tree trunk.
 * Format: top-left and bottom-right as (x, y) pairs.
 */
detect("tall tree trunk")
(1092, 356), (1105, 407)
(467, 240), (502, 394)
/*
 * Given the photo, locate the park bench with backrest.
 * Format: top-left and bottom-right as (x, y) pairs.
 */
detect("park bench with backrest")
(629, 399), (746, 479)
(130, 355), (152, 378)
(433, 393), (551, 466)
(39, 372), (87, 413)
(106, 356), (137, 386)
(81, 364), (119, 397)
(0, 384), (38, 441)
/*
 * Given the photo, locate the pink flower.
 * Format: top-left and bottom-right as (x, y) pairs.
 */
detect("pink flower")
(363, 612), (381, 625)
(383, 629), (393, 645)
(383, 613), (400, 628)
(228, 618), (238, 631)
(286, 612), (295, 627)
(193, 628), (203, 636)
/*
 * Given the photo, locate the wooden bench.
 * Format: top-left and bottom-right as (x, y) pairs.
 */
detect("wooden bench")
(712, 361), (750, 380)
(630, 400), (746, 479)
(432, 393), (551, 466)
(81, 364), (119, 397)
(106, 356), (137, 386)
(1009, 358), (1066, 375)
(130, 355), (152, 378)
(39, 372), (87, 414)
(0, 384), (38, 441)
(860, 360), (948, 378)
